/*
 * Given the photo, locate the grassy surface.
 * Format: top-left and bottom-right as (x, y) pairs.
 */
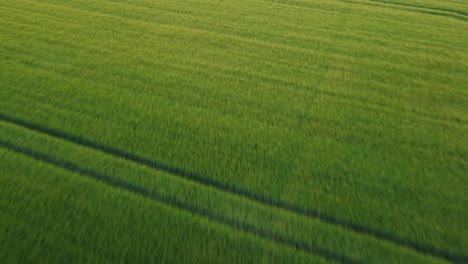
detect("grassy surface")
(0, 147), (331, 264)
(0, 0), (467, 263)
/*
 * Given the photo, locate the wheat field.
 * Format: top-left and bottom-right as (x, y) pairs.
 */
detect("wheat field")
(0, 0), (467, 263)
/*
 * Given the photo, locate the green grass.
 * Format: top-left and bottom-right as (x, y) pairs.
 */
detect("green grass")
(0, 0), (467, 263)
(0, 146), (330, 263)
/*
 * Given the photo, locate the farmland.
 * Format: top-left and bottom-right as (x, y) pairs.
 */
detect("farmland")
(0, 0), (467, 263)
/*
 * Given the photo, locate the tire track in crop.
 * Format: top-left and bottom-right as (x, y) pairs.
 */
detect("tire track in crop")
(368, 0), (468, 17)
(0, 140), (355, 264)
(339, 0), (468, 22)
(266, 0), (467, 22)
(0, 113), (464, 263)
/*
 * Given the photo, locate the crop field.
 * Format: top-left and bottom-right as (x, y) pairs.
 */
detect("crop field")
(0, 0), (467, 263)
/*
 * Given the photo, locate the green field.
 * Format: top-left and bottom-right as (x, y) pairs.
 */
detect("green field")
(0, 0), (467, 263)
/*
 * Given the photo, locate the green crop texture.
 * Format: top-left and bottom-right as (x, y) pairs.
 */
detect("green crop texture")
(1, 0), (467, 263)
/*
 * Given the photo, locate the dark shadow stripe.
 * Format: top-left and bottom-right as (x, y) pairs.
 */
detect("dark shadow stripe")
(368, 0), (468, 18)
(0, 113), (465, 263)
(0, 139), (356, 264)
(338, 0), (468, 22)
